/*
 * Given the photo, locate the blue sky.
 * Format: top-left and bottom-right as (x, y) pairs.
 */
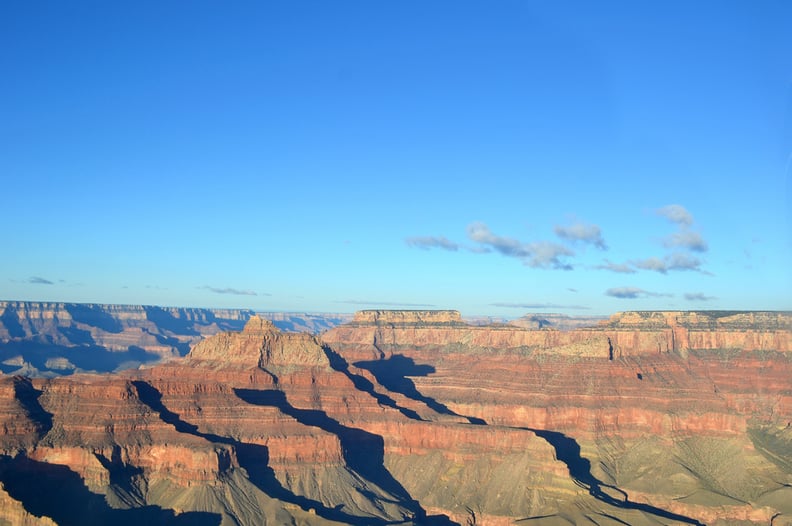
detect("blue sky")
(2, 1), (790, 316)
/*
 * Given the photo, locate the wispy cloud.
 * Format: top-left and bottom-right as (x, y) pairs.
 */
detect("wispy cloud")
(586, 204), (709, 276)
(656, 204), (694, 226)
(466, 222), (575, 269)
(605, 287), (672, 299)
(656, 204), (709, 254)
(28, 276), (54, 285)
(405, 236), (459, 251)
(684, 292), (717, 301)
(595, 260), (636, 274)
(336, 300), (436, 307)
(554, 221), (607, 250)
(200, 286), (263, 296)
(526, 241), (575, 270)
(631, 253), (705, 274)
(631, 257), (668, 273)
(467, 222), (531, 258)
(663, 230), (708, 252)
(490, 302), (590, 310)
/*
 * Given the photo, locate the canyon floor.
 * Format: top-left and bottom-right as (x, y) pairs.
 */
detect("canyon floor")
(0, 305), (790, 525)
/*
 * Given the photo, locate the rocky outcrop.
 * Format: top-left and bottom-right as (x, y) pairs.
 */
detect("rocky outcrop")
(189, 316), (331, 370)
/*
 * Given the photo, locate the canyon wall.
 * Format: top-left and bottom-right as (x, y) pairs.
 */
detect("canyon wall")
(0, 309), (790, 525)
(324, 310), (792, 525)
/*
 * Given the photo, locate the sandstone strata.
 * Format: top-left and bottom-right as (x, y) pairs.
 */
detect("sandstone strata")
(324, 310), (792, 525)
(0, 310), (789, 526)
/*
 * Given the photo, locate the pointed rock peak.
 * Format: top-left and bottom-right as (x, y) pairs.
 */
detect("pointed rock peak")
(242, 316), (277, 334)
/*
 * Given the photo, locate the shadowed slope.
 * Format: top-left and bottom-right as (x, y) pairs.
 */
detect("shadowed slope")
(354, 355), (485, 425)
(323, 345), (424, 421)
(523, 428), (704, 525)
(0, 455), (220, 526)
(132, 380), (442, 525)
(12, 376), (53, 438)
(234, 388), (452, 525)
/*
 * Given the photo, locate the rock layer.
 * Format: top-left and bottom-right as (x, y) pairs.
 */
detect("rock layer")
(0, 310), (789, 525)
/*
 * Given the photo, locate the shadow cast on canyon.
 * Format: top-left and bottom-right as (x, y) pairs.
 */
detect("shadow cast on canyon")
(523, 428), (704, 526)
(133, 381), (451, 525)
(144, 306), (200, 336)
(354, 354), (485, 425)
(235, 388), (455, 524)
(0, 341), (162, 375)
(0, 306), (26, 338)
(0, 455), (220, 526)
(11, 376), (53, 437)
(323, 345), (424, 421)
(64, 303), (123, 333)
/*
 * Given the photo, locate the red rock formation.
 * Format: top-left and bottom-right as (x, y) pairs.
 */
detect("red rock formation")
(324, 310), (792, 525)
(189, 316), (330, 369)
(0, 311), (789, 525)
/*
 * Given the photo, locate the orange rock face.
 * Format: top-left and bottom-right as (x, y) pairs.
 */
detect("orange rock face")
(0, 311), (790, 525)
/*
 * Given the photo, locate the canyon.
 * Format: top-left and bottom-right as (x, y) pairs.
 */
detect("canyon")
(0, 305), (790, 525)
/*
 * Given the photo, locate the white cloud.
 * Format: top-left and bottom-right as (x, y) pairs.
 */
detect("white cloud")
(656, 204), (694, 226)
(554, 222), (607, 250)
(466, 222), (532, 258)
(605, 287), (672, 299)
(632, 253), (704, 274)
(405, 236), (459, 251)
(524, 241), (575, 270)
(201, 286), (261, 296)
(466, 222), (575, 269)
(595, 260), (636, 274)
(663, 230), (708, 252)
(684, 292), (717, 301)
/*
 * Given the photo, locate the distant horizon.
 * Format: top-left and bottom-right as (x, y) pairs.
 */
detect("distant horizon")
(2, 298), (789, 321)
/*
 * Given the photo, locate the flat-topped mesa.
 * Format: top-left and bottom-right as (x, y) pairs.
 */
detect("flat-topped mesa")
(595, 310), (792, 355)
(607, 311), (792, 331)
(188, 316), (329, 369)
(352, 309), (464, 326)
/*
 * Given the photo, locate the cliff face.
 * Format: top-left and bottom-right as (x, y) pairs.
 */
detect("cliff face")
(323, 310), (792, 525)
(189, 317), (330, 370)
(325, 309), (791, 361)
(0, 309), (790, 526)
